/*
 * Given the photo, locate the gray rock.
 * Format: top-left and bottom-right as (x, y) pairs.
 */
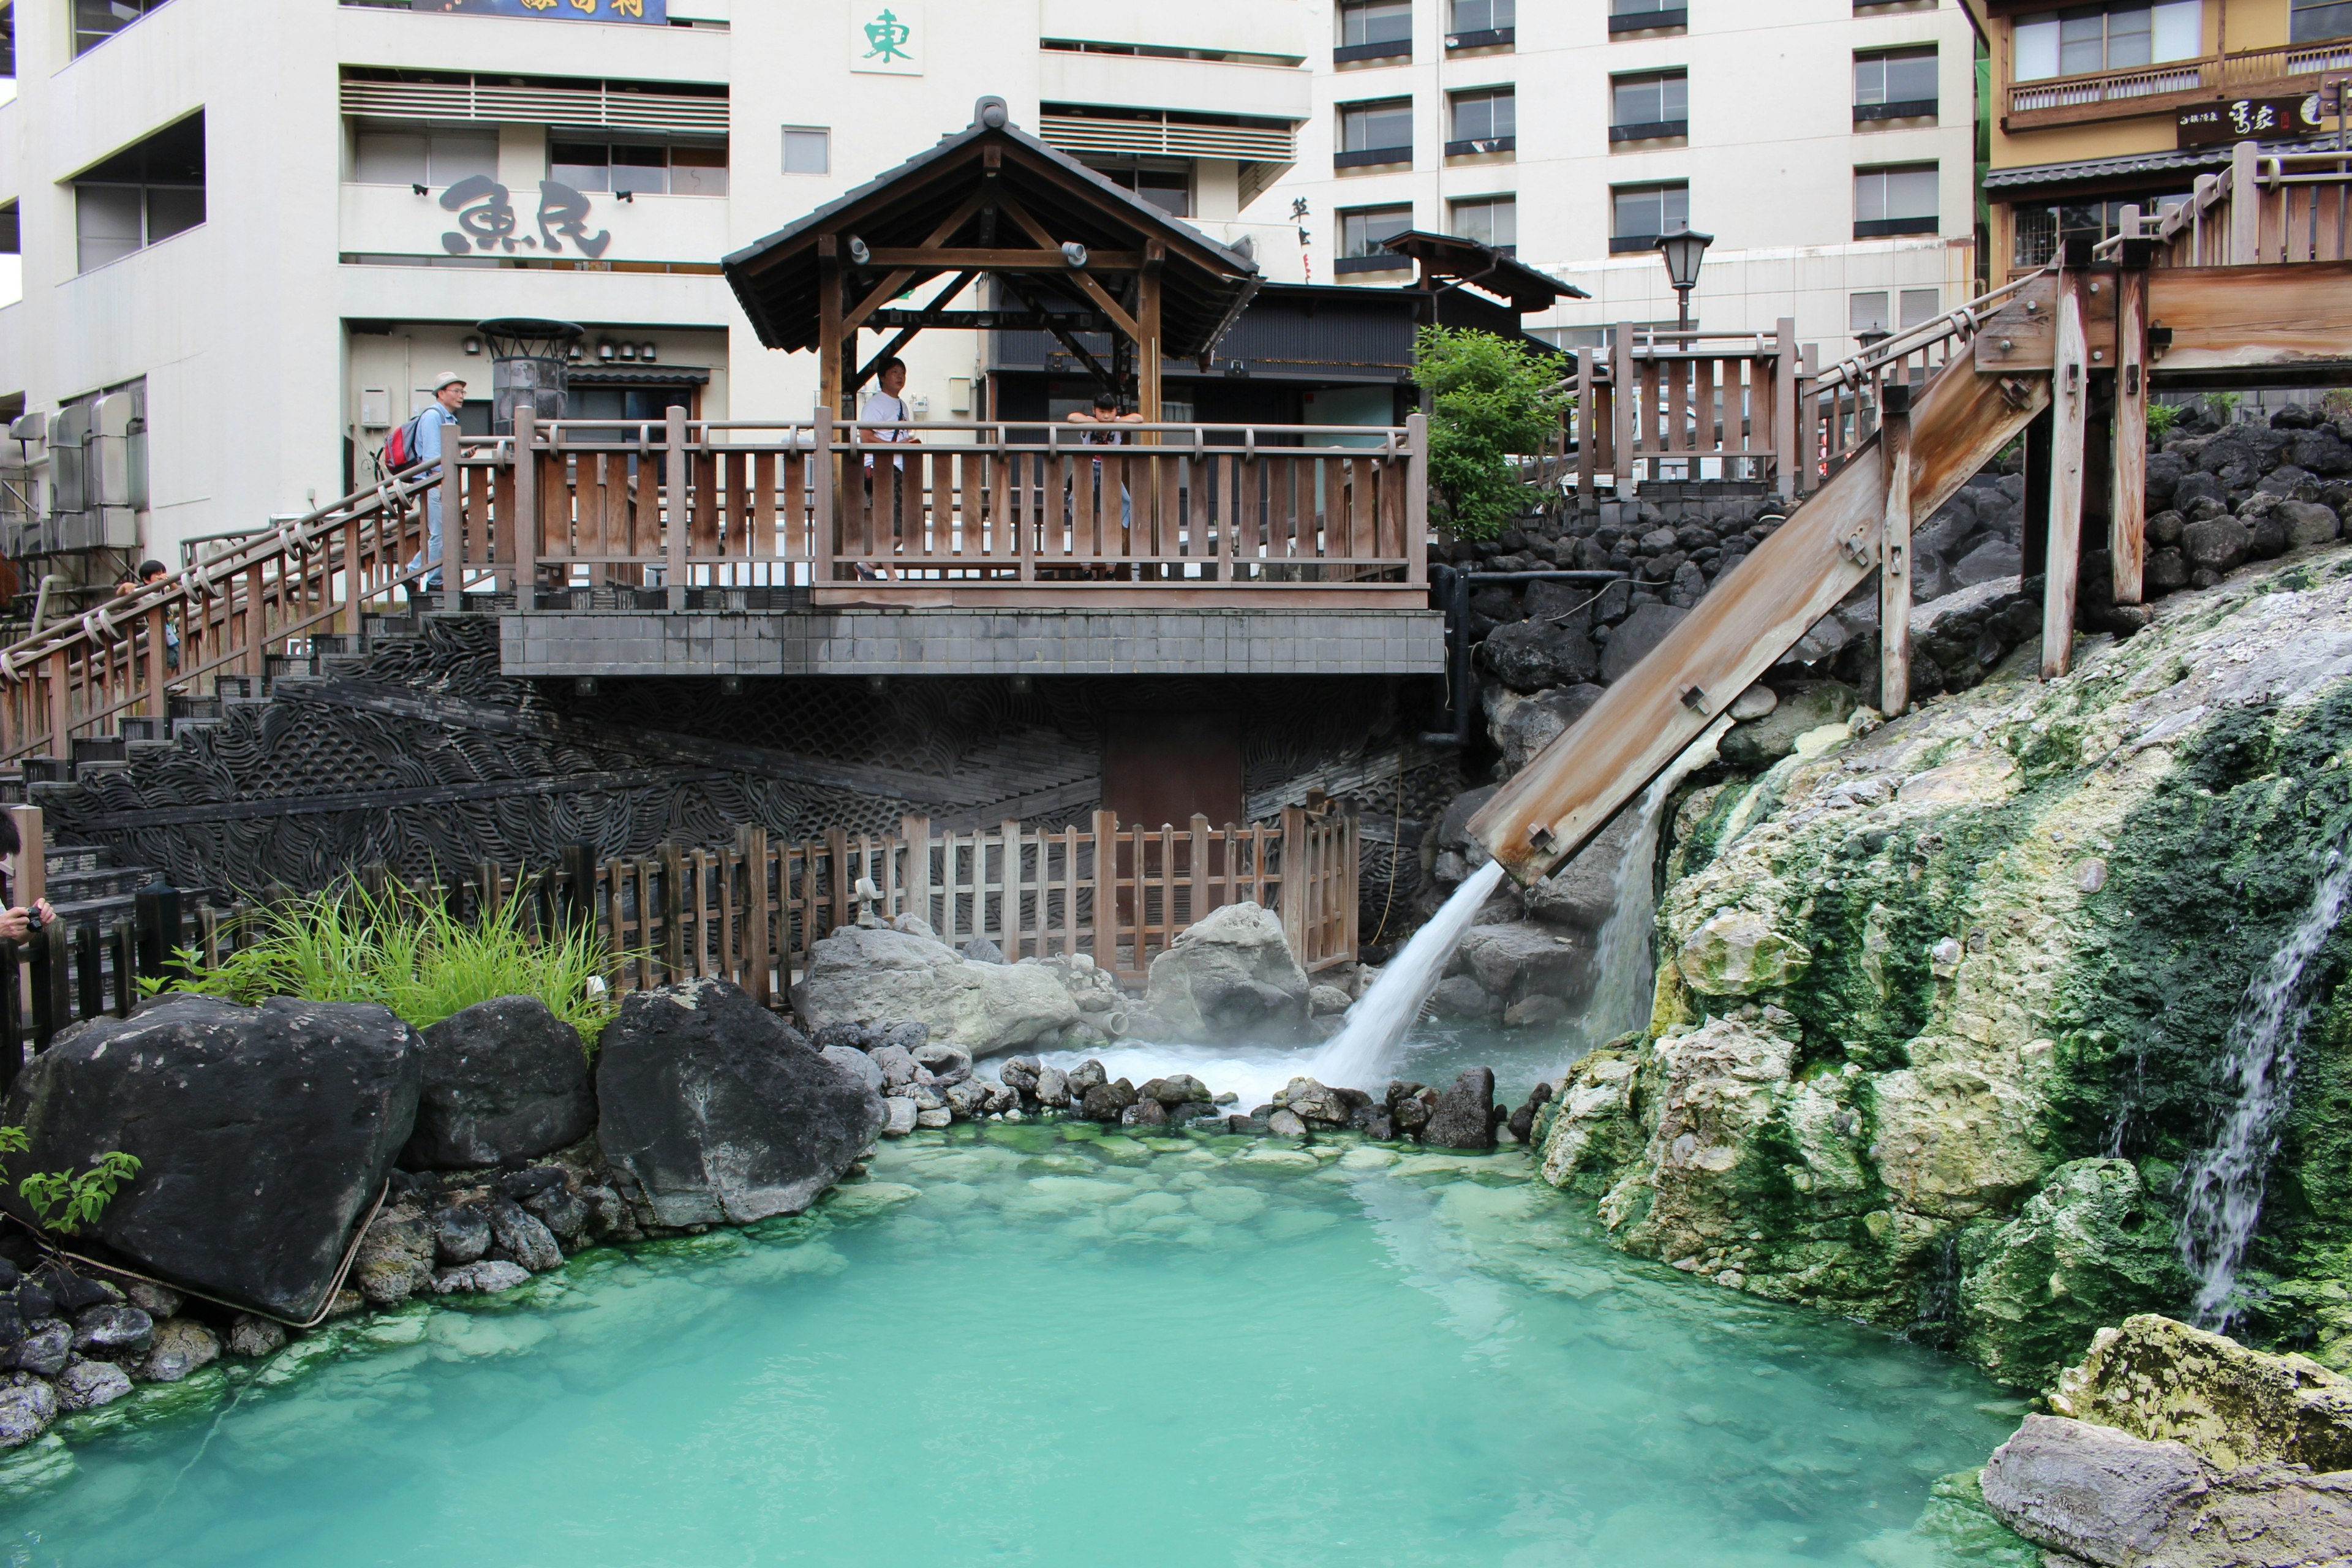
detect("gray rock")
(432, 1204), (492, 1265)
(1782, 611), (1850, 666)
(1980, 1414), (2206, 1566)
(1952, 538), (2024, 587)
(2278, 499), (2342, 547)
(1427, 974), (1500, 1020)
(1457, 922), (1589, 1008)
(2148, 548), (2190, 592)
(1599, 603), (1689, 682)
(915, 1107), (952, 1128)
(2171, 470), (2225, 511)
(943, 1080), (990, 1120)
(1148, 1073), (1213, 1106)
(822, 1045), (885, 1093)
(1121, 1098), (1169, 1128)
(1067, 1060), (1107, 1096)
(999, 1056), (1040, 1092)
(224, 1315), (287, 1359)
(0, 994), (423, 1322)
(881, 1097), (919, 1137)
(353, 1207), (437, 1306)
(870, 1044), (919, 1088)
(1487, 684), (1606, 777)
(595, 979), (886, 1228)
(137, 1318), (221, 1384)
(1521, 797), (1648, 932)
(2146, 508), (2185, 546)
(55, 1356), (131, 1410)
(429, 1260), (532, 1295)
(1727, 683), (1777, 721)
(523, 1183), (589, 1240)
(1504, 994), (1572, 1028)
(1423, 1068), (1498, 1151)
(2182, 517), (2252, 573)
(1281, 1077), (1349, 1125)
(793, 926), (1079, 1054)
(1081, 1078), (1138, 1122)
(1139, 902), (1312, 1045)
(71, 1305), (153, 1360)
(1436, 785), (1500, 857)
(0, 1373), (56, 1449)
(962, 938), (1008, 964)
(812, 1022), (877, 1054)
(6, 1322), (69, 1376)
(1720, 682), (1858, 769)
(401, 995), (594, 1170)
(1265, 1108), (1309, 1138)
(1308, 985), (1352, 1017)
(899, 1082), (946, 1112)
(1033, 1065), (1071, 1107)
(123, 1281), (181, 1318)
(483, 1197), (564, 1273)
(1480, 619), (1600, 692)
(876, 1022), (929, 1055)
(912, 1043), (973, 1085)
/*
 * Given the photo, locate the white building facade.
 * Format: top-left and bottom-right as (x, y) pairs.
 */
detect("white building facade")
(0, 0), (1973, 573)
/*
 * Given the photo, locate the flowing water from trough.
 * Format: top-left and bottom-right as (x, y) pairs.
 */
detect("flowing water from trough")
(1307, 859), (1509, 1091)
(0, 1128), (2024, 1567)
(2180, 837), (2352, 1328)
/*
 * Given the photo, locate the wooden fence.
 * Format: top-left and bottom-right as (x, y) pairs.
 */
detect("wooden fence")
(0, 807), (1359, 1079)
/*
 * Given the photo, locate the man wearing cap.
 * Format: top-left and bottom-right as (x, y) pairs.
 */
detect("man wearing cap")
(406, 371), (467, 598)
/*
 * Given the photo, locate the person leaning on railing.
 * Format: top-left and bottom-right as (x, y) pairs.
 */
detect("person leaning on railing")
(1066, 391), (1144, 579)
(115, 559), (179, 674)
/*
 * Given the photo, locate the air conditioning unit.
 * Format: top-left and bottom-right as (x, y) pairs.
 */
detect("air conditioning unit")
(93, 506), (140, 550)
(8, 412), (45, 445)
(92, 393), (141, 510)
(49, 405), (91, 516)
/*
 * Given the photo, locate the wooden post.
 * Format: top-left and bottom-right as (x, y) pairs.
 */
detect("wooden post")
(737, 824), (771, 1006)
(1278, 804), (1310, 963)
(1879, 381), (1914, 715)
(1405, 412), (1430, 587)
(439, 435), (462, 614)
(813, 407), (836, 586)
(144, 605), (167, 717)
(73, 922), (100, 1024)
(559, 841), (598, 935)
(1089, 809), (1118, 974)
(110, 919), (135, 1017)
(901, 813), (932, 936)
(817, 235), (843, 419)
(826, 826), (850, 935)
(1137, 244), (1164, 422)
(1772, 317), (1799, 500)
(2111, 249), (2150, 605)
(2228, 140), (2261, 265)
(514, 415), (539, 612)
(10, 805), (43, 916)
(665, 406), (689, 612)
(2044, 268), (2090, 679)
(660, 842), (685, 979)
(1574, 344), (1594, 497)
(1188, 812), (1212, 932)
(1610, 326), (1635, 492)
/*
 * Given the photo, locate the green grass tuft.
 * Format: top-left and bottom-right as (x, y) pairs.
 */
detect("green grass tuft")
(172, 877), (619, 1049)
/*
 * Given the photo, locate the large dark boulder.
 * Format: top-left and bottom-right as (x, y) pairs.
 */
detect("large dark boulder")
(1423, 1067), (1498, 1150)
(401, 995), (594, 1170)
(1, 996), (421, 1320)
(595, 978), (884, 1227)
(1479, 619), (1599, 692)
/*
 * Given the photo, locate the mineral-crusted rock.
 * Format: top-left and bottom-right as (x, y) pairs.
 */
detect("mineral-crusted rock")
(483, 1196), (565, 1273)
(0, 995), (421, 1321)
(880, 1097), (918, 1137)
(431, 1205), (492, 1265)
(55, 1356), (131, 1410)
(70, 1305), (153, 1360)
(6, 1322), (70, 1376)
(1717, 682), (1856, 769)
(2049, 1314), (2352, 1473)
(225, 1315), (287, 1359)
(1674, 909), (1812, 995)
(400, 995), (594, 1170)
(1140, 902), (1312, 1044)
(430, 1261), (532, 1295)
(821, 1045), (884, 1093)
(793, 927), (1079, 1054)
(137, 1318), (221, 1384)
(596, 979), (886, 1227)
(1957, 1163), (2189, 1392)
(353, 1206), (439, 1307)
(0, 1373), (56, 1449)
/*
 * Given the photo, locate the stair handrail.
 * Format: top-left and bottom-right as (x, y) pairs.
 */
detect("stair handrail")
(1804, 270), (2047, 399)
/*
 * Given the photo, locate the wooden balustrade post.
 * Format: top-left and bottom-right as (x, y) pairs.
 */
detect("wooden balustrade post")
(1188, 813), (1212, 930)
(0, 941), (18, 1093)
(342, 508), (364, 631)
(665, 407), (690, 611)
(1276, 805), (1311, 964)
(2228, 140), (2261, 265)
(737, 824), (771, 1005)
(25, 921), (62, 1050)
(1771, 317), (1798, 500)
(1090, 810), (1118, 974)
(1879, 382), (1915, 715)
(110, 919), (135, 1017)
(2111, 241), (2152, 605)
(900, 813), (932, 935)
(2044, 265), (2090, 679)
(45, 651), (68, 758)
(660, 842), (686, 979)
(813, 407), (836, 587)
(143, 605), (167, 717)
(1610, 326), (1635, 492)
(134, 880), (183, 984)
(74, 922), (100, 1023)
(1404, 413), (1430, 586)
(826, 826), (851, 935)
(439, 435), (462, 614)
(1574, 345), (1595, 497)
(559, 841), (598, 934)
(515, 415), (539, 611)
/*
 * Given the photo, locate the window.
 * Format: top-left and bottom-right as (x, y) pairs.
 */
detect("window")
(2013, 2), (2199, 81)
(1610, 181), (1687, 251)
(2010, 192), (2187, 265)
(1610, 69), (1688, 138)
(1449, 86), (1515, 152)
(72, 111), (203, 274)
(1855, 47), (1937, 119)
(1854, 163), (1937, 237)
(1848, 287), (1940, 337)
(1609, 0), (1687, 33)
(1450, 0), (1513, 42)
(549, 140), (729, 197)
(2, 2), (14, 80)
(1096, 164), (1192, 217)
(1450, 194), (1515, 251)
(783, 126), (830, 175)
(72, 0), (169, 58)
(1337, 98), (1413, 166)
(353, 127), (498, 187)
(0, 202), (17, 257)
(1336, 203), (1412, 271)
(2292, 0), (2352, 42)
(1338, 0), (1411, 60)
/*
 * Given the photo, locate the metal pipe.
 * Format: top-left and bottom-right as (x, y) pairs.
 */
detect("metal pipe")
(1418, 567), (1626, 747)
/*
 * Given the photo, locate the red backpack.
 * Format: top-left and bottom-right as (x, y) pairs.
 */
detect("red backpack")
(382, 409), (430, 472)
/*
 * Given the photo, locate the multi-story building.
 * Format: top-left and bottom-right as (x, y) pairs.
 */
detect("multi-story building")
(1965, 0), (2352, 279)
(1259, 0), (1980, 355)
(0, 0), (1321, 586)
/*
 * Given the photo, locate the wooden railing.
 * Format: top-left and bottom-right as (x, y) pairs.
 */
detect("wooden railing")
(2005, 40), (2352, 129)
(2113, 141), (2352, 268)
(526, 412), (1427, 607)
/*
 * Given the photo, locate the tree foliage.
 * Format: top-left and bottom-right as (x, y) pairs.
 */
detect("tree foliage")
(1414, 325), (1570, 540)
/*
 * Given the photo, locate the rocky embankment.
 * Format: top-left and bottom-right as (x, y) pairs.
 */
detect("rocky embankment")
(1534, 537), (2352, 1395)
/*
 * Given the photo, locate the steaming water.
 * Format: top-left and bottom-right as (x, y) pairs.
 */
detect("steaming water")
(2180, 837), (2352, 1328)
(1, 1127), (2024, 1567)
(1308, 859), (1509, 1090)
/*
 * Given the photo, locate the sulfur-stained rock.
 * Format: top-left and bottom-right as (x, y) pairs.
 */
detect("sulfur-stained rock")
(2048, 1313), (2352, 1473)
(1675, 909), (1811, 995)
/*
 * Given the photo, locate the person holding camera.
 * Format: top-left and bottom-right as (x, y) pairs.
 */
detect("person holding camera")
(0, 813), (55, 941)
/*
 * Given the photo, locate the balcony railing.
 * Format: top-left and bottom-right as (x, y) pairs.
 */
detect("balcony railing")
(2005, 40), (2352, 130)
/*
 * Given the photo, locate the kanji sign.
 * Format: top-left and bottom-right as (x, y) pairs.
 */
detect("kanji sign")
(414, 0), (669, 19)
(2177, 94), (2326, 148)
(850, 2), (924, 75)
(439, 178), (612, 258)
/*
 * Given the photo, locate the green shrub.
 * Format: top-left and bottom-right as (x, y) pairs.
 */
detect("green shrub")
(173, 878), (618, 1048)
(0, 1127), (138, 1237)
(1415, 325), (1570, 540)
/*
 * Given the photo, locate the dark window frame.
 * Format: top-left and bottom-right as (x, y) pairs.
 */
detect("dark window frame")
(1608, 1), (1687, 34)
(1610, 179), (1689, 251)
(1610, 69), (1689, 138)
(1336, 97), (1414, 166)
(1854, 161), (1939, 239)
(1337, 0), (1412, 59)
(1336, 201), (1414, 267)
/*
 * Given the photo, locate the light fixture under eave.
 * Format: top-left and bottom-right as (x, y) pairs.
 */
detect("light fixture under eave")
(846, 235), (871, 265)
(639, 342), (657, 361)
(461, 336), (482, 355)
(619, 343), (636, 361)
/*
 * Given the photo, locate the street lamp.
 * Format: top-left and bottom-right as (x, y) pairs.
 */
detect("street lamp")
(1655, 228), (1715, 331)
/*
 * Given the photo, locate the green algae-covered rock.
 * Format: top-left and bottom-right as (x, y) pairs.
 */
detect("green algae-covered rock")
(1537, 544), (2352, 1386)
(2048, 1313), (2352, 1472)
(1956, 1161), (2188, 1390)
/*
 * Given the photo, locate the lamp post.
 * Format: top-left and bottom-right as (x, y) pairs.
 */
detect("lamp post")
(1655, 228), (1715, 332)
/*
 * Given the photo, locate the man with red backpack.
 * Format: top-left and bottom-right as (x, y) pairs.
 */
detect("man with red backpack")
(386, 371), (467, 600)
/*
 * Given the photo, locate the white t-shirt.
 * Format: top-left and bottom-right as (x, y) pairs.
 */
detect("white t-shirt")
(860, 390), (914, 469)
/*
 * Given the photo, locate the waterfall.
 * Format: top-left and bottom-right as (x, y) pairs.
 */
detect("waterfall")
(1311, 859), (1507, 1088)
(2179, 837), (2352, 1329)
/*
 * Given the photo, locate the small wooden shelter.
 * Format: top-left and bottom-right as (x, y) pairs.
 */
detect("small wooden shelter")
(722, 97), (1262, 420)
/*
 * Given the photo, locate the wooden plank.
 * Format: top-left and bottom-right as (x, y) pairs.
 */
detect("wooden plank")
(1469, 344), (2052, 884)
(2111, 262), (2149, 605)
(1090, 809), (1117, 973)
(2044, 271), (2089, 679)
(1879, 386), (1914, 716)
